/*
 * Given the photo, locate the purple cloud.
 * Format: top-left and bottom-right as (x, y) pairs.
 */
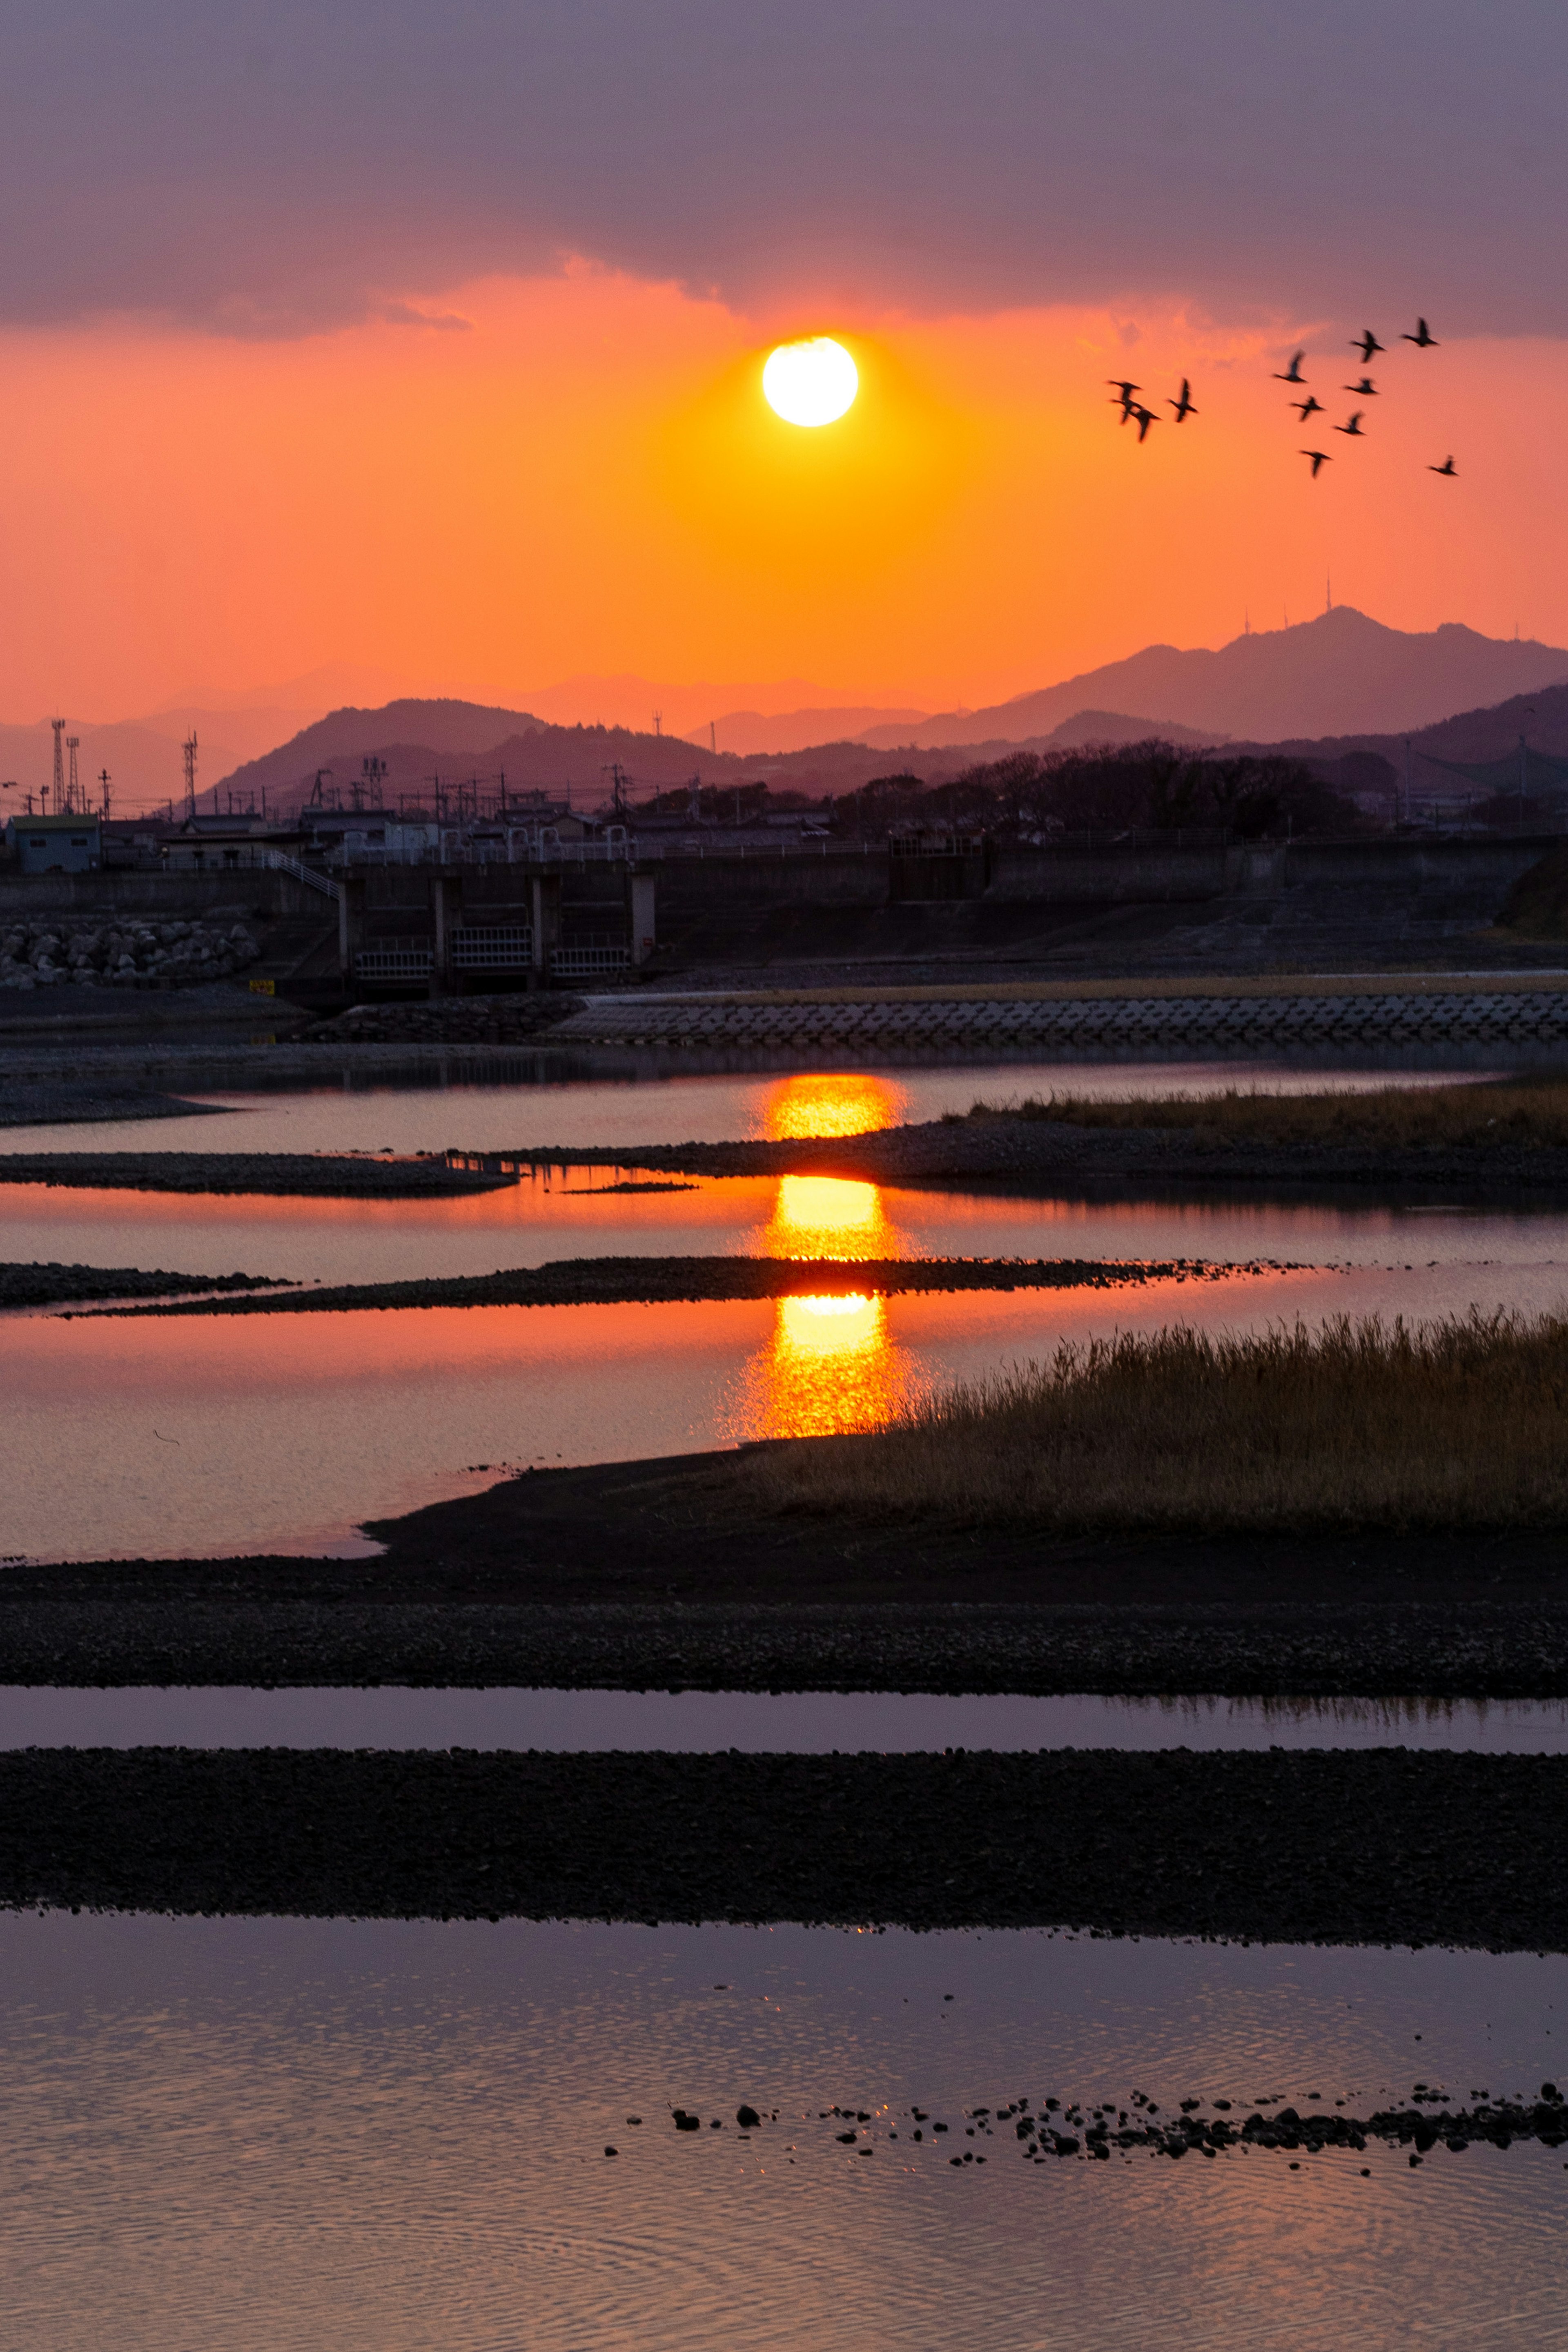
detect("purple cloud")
(3, 0), (1564, 336)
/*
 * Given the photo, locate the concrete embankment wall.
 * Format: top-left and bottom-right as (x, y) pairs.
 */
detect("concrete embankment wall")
(648, 831), (1561, 917)
(552, 986), (1568, 1057)
(0, 870), (320, 922)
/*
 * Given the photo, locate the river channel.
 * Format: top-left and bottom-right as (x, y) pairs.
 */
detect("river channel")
(0, 1911), (1563, 2351)
(5, 1063), (1568, 1559)
(6, 1054), (1568, 2346)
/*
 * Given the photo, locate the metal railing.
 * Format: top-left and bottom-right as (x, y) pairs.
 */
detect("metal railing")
(888, 833), (986, 856)
(265, 851), (341, 900)
(550, 942), (630, 978)
(631, 835), (865, 860)
(449, 924), (533, 970)
(354, 941), (434, 981)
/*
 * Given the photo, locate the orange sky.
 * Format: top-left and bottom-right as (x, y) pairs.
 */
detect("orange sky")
(0, 266), (1561, 724)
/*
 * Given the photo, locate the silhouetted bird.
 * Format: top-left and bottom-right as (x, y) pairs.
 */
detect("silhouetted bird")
(1293, 394), (1324, 421)
(1429, 455), (1457, 477)
(1169, 379), (1197, 422)
(1274, 350), (1307, 383)
(1107, 380), (1140, 419)
(1300, 449), (1330, 478)
(1351, 330), (1384, 361)
(1404, 318), (1438, 348)
(1131, 404), (1158, 442)
(1343, 376), (1379, 396)
(1334, 411), (1366, 437)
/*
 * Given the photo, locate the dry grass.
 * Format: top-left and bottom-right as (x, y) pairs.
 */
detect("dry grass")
(748, 1310), (1568, 1532)
(948, 1076), (1568, 1150)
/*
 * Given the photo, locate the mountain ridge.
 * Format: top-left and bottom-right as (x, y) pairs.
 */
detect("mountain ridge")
(860, 610), (1568, 750)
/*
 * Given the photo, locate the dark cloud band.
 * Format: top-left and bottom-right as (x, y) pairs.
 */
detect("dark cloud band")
(2, 0), (1562, 335)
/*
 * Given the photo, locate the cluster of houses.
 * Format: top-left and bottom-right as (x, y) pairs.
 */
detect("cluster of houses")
(4, 785), (839, 877)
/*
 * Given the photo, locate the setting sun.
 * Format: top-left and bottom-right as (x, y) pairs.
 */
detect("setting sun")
(762, 336), (858, 426)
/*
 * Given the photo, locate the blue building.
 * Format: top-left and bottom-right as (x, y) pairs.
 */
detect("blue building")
(5, 815), (100, 873)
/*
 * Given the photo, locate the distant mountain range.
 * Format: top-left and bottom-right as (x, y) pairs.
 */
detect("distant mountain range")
(212, 702), (759, 817)
(856, 609), (1568, 751)
(1232, 679), (1568, 779)
(11, 608), (1559, 820)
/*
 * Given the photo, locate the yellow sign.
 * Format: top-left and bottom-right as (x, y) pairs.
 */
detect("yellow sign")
(249, 977), (276, 996)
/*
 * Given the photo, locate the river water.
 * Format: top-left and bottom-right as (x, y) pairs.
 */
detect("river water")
(4, 1686), (1568, 1750)
(5, 1063), (1568, 1558)
(1, 1911), (1564, 2351)
(5, 1054), (1568, 2344)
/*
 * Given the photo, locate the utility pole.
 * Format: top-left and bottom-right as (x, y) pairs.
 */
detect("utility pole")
(98, 769), (111, 820)
(182, 733), (198, 823)
(1403, 738), (1412, 826)
(50, 719), (65, 812)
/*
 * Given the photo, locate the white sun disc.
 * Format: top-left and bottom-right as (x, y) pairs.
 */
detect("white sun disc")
(762, 338), (858, 427)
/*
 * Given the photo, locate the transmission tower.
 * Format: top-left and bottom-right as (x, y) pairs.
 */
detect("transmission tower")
(182, 733), (198, 822)
(66, 737), (80, 814)
(50, 719), (65, 812)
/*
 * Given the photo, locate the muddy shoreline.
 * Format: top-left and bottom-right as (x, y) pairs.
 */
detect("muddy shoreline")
(0, 1151), (512, 1198)
(1, 1748), (1562, 1946)
(0, 1261), (283, 1308)
(4, 1595), (1566, 1699)
(11, 1454), (1568, 1695)
(80, 1251), (1276, 1319)
(6, 1114), (1568, 1201)
(488, 1117), (1568, 1198)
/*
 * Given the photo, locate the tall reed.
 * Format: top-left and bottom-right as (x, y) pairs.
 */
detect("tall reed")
(748, 1310), (1568, 1531)
(949, 1079), (1568, 1150)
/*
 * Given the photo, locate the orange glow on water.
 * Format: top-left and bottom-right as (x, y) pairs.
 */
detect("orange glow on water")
(762, 1073), (902, 1141)
(739, 1290), (909, 1439)
(760, 1174), (903, 1262)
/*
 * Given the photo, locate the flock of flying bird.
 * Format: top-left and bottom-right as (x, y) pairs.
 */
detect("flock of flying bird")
(1108, 318), (1457, 481)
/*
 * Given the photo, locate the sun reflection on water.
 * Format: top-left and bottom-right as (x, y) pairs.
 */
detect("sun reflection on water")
(760, 1174), (905, 1262)
(735, 1289), (912, 1439)
(761, 1070), (903, 1140)
(732, 1072), (922, 1430)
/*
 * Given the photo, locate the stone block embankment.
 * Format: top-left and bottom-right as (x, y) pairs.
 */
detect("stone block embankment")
(551, 985), (1568, 1058)
(0, 913), (261, 993)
